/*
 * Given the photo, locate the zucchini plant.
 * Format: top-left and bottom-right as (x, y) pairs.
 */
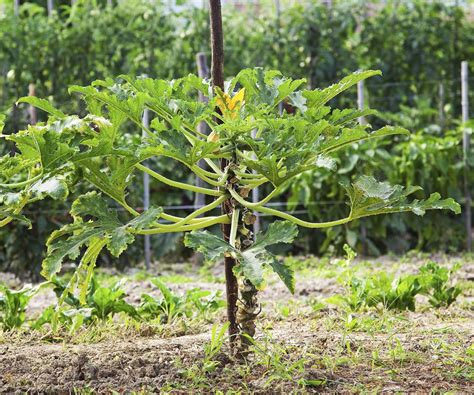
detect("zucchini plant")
(0, 68), (460, 352)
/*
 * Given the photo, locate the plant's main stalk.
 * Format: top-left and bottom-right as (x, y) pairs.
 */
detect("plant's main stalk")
(209, 0), (240, 348)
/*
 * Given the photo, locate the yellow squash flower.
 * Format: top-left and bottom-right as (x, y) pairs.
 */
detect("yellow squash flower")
(216, 88), (245, 119)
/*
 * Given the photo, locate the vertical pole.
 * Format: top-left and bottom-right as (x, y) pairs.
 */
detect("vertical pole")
(209, 0), (239, 348)
(357, 79), (366, 125)
(438, 82), (445, 129)
(324, 0), (333, 8)
(194, 52), (210, 212)
(357, 79), (368, 256)
(28, 83), (37, 125)
(209, 1), (224, 89)
(275, 0), (281, 18)
(11, 0), (20, 150)
(461, 61), (472, 251)
(47, 0), (53, 17)
(14, 0), (20, 16)
(142, 108), (152, 269)
(251, 129), (260, 234)
(107, 0), (113, 7)
(274, 0), (281, 70)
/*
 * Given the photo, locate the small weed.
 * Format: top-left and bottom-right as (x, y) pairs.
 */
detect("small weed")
(247, 333), (309, 388)
(203, 322), (230, 372)
(329, 259), (462, 313)
(0, 283), (48, 330)
(419, 261), (462, 307)
(139, 278), (224, 323)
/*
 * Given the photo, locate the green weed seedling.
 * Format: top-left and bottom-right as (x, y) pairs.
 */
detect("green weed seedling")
(308, 297), (326, 313)
(419, 261), (462, 308)
(37, 276), (138, 330)
(90, 279), (138, 320)
(0, 283), (47, 330)
(247, 333), (308, 388)
(32, 304), (92, 335)
(174, 322), (230, 387)
(139, 278), (184, 323)
(185, 288), (225, 318)
(330, 258), (462, 313)
(203, 322), (230, 372)
(276, 303), (291, 319)
(139, 278), (224, 324)
(368, 273), (421, 311)
(339, 273), (420, 312)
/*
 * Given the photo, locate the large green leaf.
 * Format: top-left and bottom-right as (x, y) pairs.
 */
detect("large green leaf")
(303, 70), (381, 109)
(184, 221), (298, 293)
(320, 126), (409, 155)
(183, 230), (232, 262)
(42, 192), (162, 279)
(344, 176), (461, 220)
(17, 97), (66, 119)
(0, 114), (119, 225)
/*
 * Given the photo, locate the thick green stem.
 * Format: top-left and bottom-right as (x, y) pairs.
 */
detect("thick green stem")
(191, 165), (226, 187)
(156, 195), (227, 229)
(229, 208), (240, 248)
(160, 212), (221, 224)
(192, 165), (222, 179)
(133, 100), (223, 176)
(233, 170), (263, 179)
(133, 214), (230, 235)
(230, 185), (284, 208)
(229, 188), (353, 228)
(136, 163), (222, 196)
(0, 195), (30, 227)
(0, 173), (42, 188)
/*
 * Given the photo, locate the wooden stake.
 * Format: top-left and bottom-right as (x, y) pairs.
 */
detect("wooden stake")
(461, 61), (472, 251)
(47, 0), (53, 17)
(142, 107), (151, 270)
(209, 0), (239, 348)
(28, 83), (37, 125)
(14, 0), (19, 16)
(194, 52), (210, 212)
(209, 1), (225, 90)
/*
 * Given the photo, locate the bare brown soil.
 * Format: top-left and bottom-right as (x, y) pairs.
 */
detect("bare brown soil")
(0, 255), (473, 393)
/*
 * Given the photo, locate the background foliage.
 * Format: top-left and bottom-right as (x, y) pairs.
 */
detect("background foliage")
(0, 0), (472, 276)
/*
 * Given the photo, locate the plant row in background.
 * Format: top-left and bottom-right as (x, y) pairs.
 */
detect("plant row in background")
(0, 0), (472, 277)
(0, 0), (469, 127)
(4, 0), (471, 129)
